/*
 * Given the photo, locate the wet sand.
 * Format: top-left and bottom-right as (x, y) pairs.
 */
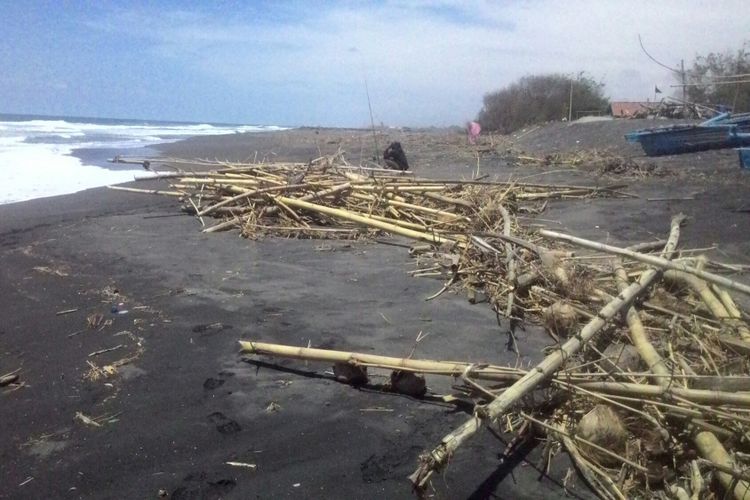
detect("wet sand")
(2, 122), (750, 499)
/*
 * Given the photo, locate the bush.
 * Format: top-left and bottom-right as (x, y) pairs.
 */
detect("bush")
(477, 74), (609, 133)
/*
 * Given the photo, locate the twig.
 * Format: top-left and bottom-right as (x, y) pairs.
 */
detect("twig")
(88, 345), (124, 357)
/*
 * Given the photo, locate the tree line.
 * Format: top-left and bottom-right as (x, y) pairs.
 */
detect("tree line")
(477, 41), (749, 133)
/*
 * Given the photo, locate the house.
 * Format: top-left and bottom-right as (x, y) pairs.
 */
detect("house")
(611, 101), (657, 118)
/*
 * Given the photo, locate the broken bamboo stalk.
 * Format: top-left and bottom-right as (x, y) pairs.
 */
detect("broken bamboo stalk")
(664, 270), (750, 341)
(614, 221), (684, 383)
(574, 381), (750, 407)
(262, 182), (351, 217)
(275, 196), (457, 246)
(197, 182), (318, 216)
(499, 204), (517, 322)
(409, 216), (683, 489)
(539, 226), (750, 296)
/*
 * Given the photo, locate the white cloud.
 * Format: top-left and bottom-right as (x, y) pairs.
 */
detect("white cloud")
(89, 1), (749, 126)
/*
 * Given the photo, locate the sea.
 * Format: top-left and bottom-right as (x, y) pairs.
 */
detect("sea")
(0, 113), (284, 204)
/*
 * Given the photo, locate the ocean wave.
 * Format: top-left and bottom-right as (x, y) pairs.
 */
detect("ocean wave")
(0, 116), (286, 204)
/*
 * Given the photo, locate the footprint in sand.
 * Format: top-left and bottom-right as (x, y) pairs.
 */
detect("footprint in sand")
(207, 411), (241, 435)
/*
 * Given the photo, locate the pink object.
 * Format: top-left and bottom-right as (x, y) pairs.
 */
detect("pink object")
(467, 121), (481, 144)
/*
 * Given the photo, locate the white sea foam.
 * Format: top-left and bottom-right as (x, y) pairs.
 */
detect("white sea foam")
(0, 117), (284, 204)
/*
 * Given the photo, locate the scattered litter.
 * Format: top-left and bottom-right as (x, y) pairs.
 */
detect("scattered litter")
(86, 313), (104, 329)
(110, 303), (128, 315)
(84, 360), (118, 381)
(33, 266), (68, 277)
(56, 308), (78, 316)
(264, 402), (282, 413)
(378, 312), (392, 324)
(74, 412), (102, 428)
(226, 461), (257, 470)
(0, 368), (21, 387)
(0, 374), (19, 387)
(18, 477), (33, 487)
(88, 344), (124, 357)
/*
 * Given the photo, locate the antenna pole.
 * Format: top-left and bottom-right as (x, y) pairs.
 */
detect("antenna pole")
(364, 77), (380, 163)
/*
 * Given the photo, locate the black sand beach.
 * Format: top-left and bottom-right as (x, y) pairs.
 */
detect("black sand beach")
(3, 122), (750, 499)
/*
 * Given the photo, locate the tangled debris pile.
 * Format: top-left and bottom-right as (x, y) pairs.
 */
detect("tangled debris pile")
(113, 156), (750, 499)
(508, 149), (664, 177)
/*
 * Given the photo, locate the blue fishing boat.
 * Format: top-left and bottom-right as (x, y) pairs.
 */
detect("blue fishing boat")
(739, 147), (750, 169)
(626, 112), (750, 156)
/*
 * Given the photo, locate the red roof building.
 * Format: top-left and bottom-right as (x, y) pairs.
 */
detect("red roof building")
(611, 101), (657, 118)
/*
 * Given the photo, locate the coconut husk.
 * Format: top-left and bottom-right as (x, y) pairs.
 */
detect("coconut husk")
(543, 301), (579, 337)
(575, 405), (628, 467)
(540, 250), (572, 288)
(600, 343), (642, 374)
(390, 370), (427, 397)
(333, 363), (368, 386)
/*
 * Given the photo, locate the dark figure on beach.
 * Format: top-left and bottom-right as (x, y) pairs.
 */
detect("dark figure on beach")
(142, 160), (151, 171)
(383, 142), (410, 171)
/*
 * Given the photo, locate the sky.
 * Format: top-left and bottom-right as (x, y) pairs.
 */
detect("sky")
(0, 1), (747, 127)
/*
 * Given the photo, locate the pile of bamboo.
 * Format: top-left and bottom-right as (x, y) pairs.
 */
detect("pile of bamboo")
(113, 156), (750, 499)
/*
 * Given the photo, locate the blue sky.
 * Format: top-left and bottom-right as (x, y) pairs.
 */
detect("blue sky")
(1, 1), (747, 127)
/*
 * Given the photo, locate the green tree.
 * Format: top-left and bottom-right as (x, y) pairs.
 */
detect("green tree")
(477, 73), (609, 133)
(685, 41), (749, 112)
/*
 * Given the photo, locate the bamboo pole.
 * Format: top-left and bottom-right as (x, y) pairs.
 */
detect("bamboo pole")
(408, 216), (685, 489)
(263, 182), (351, 217)
(694, 432), (750, 499)
(614, 220), (685, 383)
(422, 192), (475, 209)
(499, 204), (517, 322)
(197, 182), (319, 216)
(177, 177), (263, 186)
(664, 270), (750, 342)
(107, 185), (186, 196)
(575, 381), (750, 407)
(275, 196), (457, 246)
(240, 341), (750, 407)
(239, 341), (520, 381)
(539, 226), (750, 296)
(203, 216), (245, 233)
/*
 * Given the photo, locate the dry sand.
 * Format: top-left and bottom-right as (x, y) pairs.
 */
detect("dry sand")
(2, 120), (750, 499)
